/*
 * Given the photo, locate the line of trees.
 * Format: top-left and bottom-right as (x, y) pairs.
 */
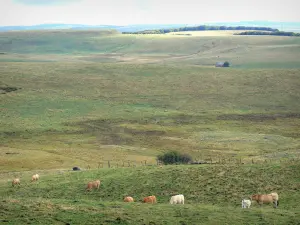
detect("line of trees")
(122, 25), (279, 34)
(235, 31), (300, 37)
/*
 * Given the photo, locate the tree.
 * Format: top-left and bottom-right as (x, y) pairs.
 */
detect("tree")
(223, 61), (230, 67)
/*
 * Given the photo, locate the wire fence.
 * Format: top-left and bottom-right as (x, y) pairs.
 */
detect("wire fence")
(79, 154), (300, 170)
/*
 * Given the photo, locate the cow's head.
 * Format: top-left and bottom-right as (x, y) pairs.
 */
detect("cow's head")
(251, 194), (258, 201)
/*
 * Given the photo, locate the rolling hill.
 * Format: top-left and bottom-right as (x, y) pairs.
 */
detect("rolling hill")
(1, 29), (300, 68)
(1, 28), (300, 224)
(1, 162), (300, 224)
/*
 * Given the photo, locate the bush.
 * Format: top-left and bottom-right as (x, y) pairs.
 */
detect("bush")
(223, 61), (230, 67)
(157, 151), (192, 165)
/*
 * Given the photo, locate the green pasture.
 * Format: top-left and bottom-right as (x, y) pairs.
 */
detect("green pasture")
(0, 29), (300, 224)
(1, 163), (300, 224)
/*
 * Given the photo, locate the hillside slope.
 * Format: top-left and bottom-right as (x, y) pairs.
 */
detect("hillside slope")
(1, 63), (300, 171)
(1, 30), (300, 68)
(1, 162), (300, 224)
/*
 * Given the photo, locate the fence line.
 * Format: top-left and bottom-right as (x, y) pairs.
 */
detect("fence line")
(77, 155), (300, 170)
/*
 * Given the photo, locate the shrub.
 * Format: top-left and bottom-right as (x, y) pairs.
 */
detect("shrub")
(223, 61), (230, 67)
(157, 151), (192, 165)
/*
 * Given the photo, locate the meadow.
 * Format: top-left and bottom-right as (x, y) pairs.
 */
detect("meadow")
(1, 163), (300, 224)
(1, 29), (300, 224)
(1, 29), (300, 67)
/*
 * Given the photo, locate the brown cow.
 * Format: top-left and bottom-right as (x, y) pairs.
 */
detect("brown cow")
(86, 180), (101, 191)
(143, 195), (157, 203)
(124, 196), (134, 202)
(12, 178), (20, 186)
(251, 192), (279, 208)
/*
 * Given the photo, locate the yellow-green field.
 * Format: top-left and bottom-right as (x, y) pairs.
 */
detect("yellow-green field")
(1, 62), (300, 170)
(168, 30), (255, 36)
(1, 29), (300, 67)
(1, 30), (300, 224)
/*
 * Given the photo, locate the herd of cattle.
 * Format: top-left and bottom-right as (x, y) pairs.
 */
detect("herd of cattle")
(11, 176), (279, 208)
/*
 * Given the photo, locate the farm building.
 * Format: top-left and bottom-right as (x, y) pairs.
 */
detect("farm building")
(215, 61), (230, 67)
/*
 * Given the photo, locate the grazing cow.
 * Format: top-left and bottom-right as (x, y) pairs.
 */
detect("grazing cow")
(170, 194), (185, 204)
(86, 180), (101, 191)
(31, 174), (39, 182)
(143, 195), (157, 204)
(12, 178), (20, 186)
(251, 192), (279, 208)
(124, 196), (134, 202)
(242, 199), (251, 208)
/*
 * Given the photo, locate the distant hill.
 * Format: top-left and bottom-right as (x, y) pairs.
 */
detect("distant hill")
(122, 25), (280, 34)
(0, 24), (121, 32)
(200, 21), (300, 32)
(0, 23), (186, 32)
(1, 21), (300, 32)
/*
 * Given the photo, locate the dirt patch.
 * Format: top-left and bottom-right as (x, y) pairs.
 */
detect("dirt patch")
(59, 205), (76, 211)
(217, 113), (300, 121)
(7, 199), (20, 203)
(123, 127), (165, 136)
(0, 86), (21, 94)
(70, 118), (168, 145)
(171, 114), (205, 125)
(100, 133), (133, 145)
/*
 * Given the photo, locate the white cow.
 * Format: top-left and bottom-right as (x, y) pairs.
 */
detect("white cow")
(31, 174), (39, 182)
(242, 199), (251, 208)
(12, 178), (20, 186)
(170, 194), (185, 204)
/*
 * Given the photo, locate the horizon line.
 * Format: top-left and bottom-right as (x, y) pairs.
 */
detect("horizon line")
(1, 20), (300, 27)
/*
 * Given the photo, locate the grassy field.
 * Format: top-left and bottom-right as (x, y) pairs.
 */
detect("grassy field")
(1, 29), (300, 67)
(1, 62), (300, 170)
(1, 162), (300, 224)
(1, 29), (300, 224)
(167, 30), (264, 36)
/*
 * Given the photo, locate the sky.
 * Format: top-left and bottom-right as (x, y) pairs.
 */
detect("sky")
(0, 0), (299, 26)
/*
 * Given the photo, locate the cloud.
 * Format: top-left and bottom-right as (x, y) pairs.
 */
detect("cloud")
(13, 0), (81, 5)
